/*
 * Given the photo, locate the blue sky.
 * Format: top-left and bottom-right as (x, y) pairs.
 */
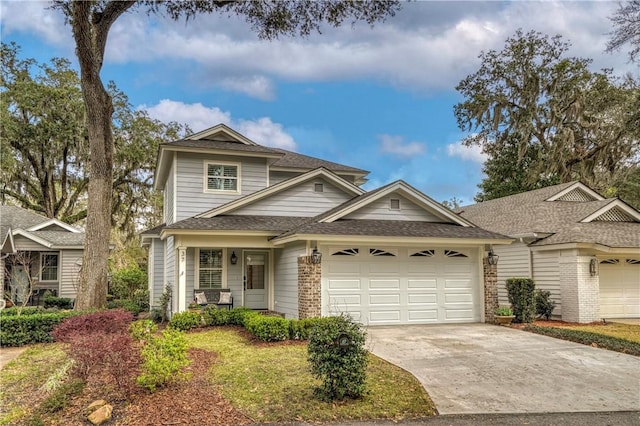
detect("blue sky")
(1, 1), (634, 205)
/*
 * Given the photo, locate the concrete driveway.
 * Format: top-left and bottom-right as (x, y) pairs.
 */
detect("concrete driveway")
(367, 324), (640, 414)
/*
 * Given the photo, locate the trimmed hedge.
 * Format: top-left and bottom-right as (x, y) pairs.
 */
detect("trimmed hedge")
(169, 311), (203, 331)
(506, 277), (536, 323)
(202, 306), (231, 326)
(228, 307), (260, 327)
(44, 295), (74, 310)
(0, 311), (82, 346)
(289, 317), (333, 340)
(524, 325), (640, 356)
(245, 315), (289, 341)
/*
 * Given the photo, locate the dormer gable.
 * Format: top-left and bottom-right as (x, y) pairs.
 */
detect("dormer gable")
(187, 124), (258, 145)
(319, 181), (475, 227)
(196, 168), (364, 218)
(28, 219), (82, 233)
(581, 199), (640, 223)
(546, 182), (603, 202)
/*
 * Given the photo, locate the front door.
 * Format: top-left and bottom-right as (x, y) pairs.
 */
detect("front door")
(244, 251), (268, 309)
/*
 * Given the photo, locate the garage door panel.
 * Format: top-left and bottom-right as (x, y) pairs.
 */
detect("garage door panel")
(600, 261), (640, 318)
(327, 262), (360, 274)
(408, 310), (438, 321)
(445, 293), (473, 303)
(408, 279), (437, 289)
(444, 279), (473, 289)
(370, 310), (401, 323)
(408, 263), (436, 273)
(369, 294), (400, 305)
(408, 293), (437, 304)
(445, 309), (474, 320)
(369, 279), (400, 289)
(329, 294), (361, 306)
(369, 263), (400, 274)
(328, 279), (361, 290)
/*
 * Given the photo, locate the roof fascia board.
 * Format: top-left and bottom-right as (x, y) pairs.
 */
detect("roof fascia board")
(12, 229), (54, 248)
(319, 181), (474, 227)
(153, 149), (172, 191)
(530, 242), (640, 254)
(269, 165), (368, 177)
(196, 168), (364, 218)
(28, 219), (81, 233)
(160, 229), (276, 239)
(580, 199), (640, 223)
(546, 182), (604, 201)
(187, 124), (258, 145)
(271, 233), (513, 246)
(160, 145), (283, 159)
(1, 230), (16, 253)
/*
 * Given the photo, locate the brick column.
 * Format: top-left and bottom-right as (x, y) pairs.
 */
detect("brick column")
(298, 256), (321, 319)
(483, 258), (498, 323)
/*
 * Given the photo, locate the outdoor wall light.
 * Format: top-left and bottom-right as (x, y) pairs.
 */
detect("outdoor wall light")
(230, 251), (238, 265)
(311, 247), (322, 264)
(487, 249), (499, 265)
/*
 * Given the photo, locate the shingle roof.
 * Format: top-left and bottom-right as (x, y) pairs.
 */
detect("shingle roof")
(162, 139), (368, 175)
(140, 223), (166, 236)
(458, 182), (640, 248)
(276, 219), (508, 240)
(164, 216), (310, 233)
(1, 205), (85, 249)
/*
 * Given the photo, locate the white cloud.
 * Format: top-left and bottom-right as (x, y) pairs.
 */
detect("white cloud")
(1, 1), (628, 96)
(142, 99), (296, 150)
(378, 134), (426, 159)
(446, 143), (487, 163)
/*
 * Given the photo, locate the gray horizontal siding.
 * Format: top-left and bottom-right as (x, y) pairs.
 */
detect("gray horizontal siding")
(274, 242), (305, 318)
(175, 152), (268, 220)
(495, 243), (531, 307)
(150, 238), (165, 307)
(165, 158), (175, 225)
(532, 250), (562, 315)
(60, 250), (82, 299)
(12, 235), (49, 251)
(344, 194), (440, 221)
(229, 179), (352, 217)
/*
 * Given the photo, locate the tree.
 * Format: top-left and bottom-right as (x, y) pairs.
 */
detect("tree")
(3, 251), (55, 315)
(606, 0), (640, 63)
(49, 1), (401, 310)
(1, 42), (182, 240)
(455, 30), (640, 195)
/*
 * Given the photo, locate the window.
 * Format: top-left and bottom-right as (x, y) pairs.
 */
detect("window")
(444, 249), (468, 258)
(411, 249), (435, 257)
(626, 259), (640, 265)
(600, 259), (619, 265)
(198, 249), (223, 289)
(314, 183), (324, 192)
(369, 248), (396, 257)
(332, 248), (359, 256)
(40, 253), (59, 281)
(390, 198), (400, 210)
(205, 162), (239, 192)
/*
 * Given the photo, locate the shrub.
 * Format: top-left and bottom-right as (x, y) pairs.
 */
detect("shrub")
(494, 306), (513, 316)
(129, 319), (158, 341)
(245, 314), (289, 341)
(524, 325), (640, 356)
(228, 307), (260, 326)
(290, 317), (332, 340)
(0, 311), (81, 346)
(0, 306), (48, 316)
(137, 328), (190, 392)
(506, 278), (536, 323)
(52, 309), (134, 341)
(202, 306), (231, 326)
(107, 299), (142, 315)
(44, 295), (74, 309)
(169, 311), (202, 331)
(308, 314), (368, 401)
(110, 267), (147, 300)
(535, 290), (557, 320)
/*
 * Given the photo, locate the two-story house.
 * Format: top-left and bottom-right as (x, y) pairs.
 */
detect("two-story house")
(142, 124), (510, 325)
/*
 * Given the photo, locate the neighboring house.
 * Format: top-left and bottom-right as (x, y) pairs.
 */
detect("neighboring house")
(458, 182), (640, 323)
(142, 124), (510, 325)
(1, 205), (85, 304)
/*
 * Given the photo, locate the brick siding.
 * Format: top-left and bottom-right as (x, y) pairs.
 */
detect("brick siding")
(298, 256), (321, 318)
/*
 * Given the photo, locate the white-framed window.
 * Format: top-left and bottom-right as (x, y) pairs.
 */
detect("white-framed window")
(369, 248), (396, 257)
(410, 249), (435, 257)
(197, 249), (223, 289)
(40, 253), (59, 282)
(331, 248), (359, 256)
(204, 161), (240, 193)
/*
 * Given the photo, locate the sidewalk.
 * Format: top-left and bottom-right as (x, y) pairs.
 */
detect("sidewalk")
(0, 346), (26, 370)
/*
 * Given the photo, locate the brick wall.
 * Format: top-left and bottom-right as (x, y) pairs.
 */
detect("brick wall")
(559, 254), (600, 323)
(484, 258), (498, 323)
(298, 256), (321, 319)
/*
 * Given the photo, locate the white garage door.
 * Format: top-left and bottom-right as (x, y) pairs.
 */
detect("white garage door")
(323, 246), (481, 325)
(599, 258), (640, 318)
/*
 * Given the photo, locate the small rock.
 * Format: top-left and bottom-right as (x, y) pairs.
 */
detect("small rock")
(84, 399), (108, 416)
(88, 404), (113, 425)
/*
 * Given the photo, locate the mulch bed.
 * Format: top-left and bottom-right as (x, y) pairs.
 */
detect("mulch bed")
(510, 319), (607, 329)
(50, 348), (251, 426)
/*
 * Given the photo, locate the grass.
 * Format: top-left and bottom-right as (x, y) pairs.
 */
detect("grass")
(565, 323), (640, 344)
(186, 328), (436, 422)
(0, 344), (69, 425)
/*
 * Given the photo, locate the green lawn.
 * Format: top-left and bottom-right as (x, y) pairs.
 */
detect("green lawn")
(186, 328), (436, 422)
(554, 322), (640, 344)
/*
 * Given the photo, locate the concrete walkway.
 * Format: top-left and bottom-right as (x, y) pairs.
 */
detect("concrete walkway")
(0, 346), (26, 370)
(367, 324), (640, 415)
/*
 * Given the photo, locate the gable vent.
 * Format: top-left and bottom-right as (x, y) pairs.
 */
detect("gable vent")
(591, 206), (638, 222)
(555, 188), (597, 202)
